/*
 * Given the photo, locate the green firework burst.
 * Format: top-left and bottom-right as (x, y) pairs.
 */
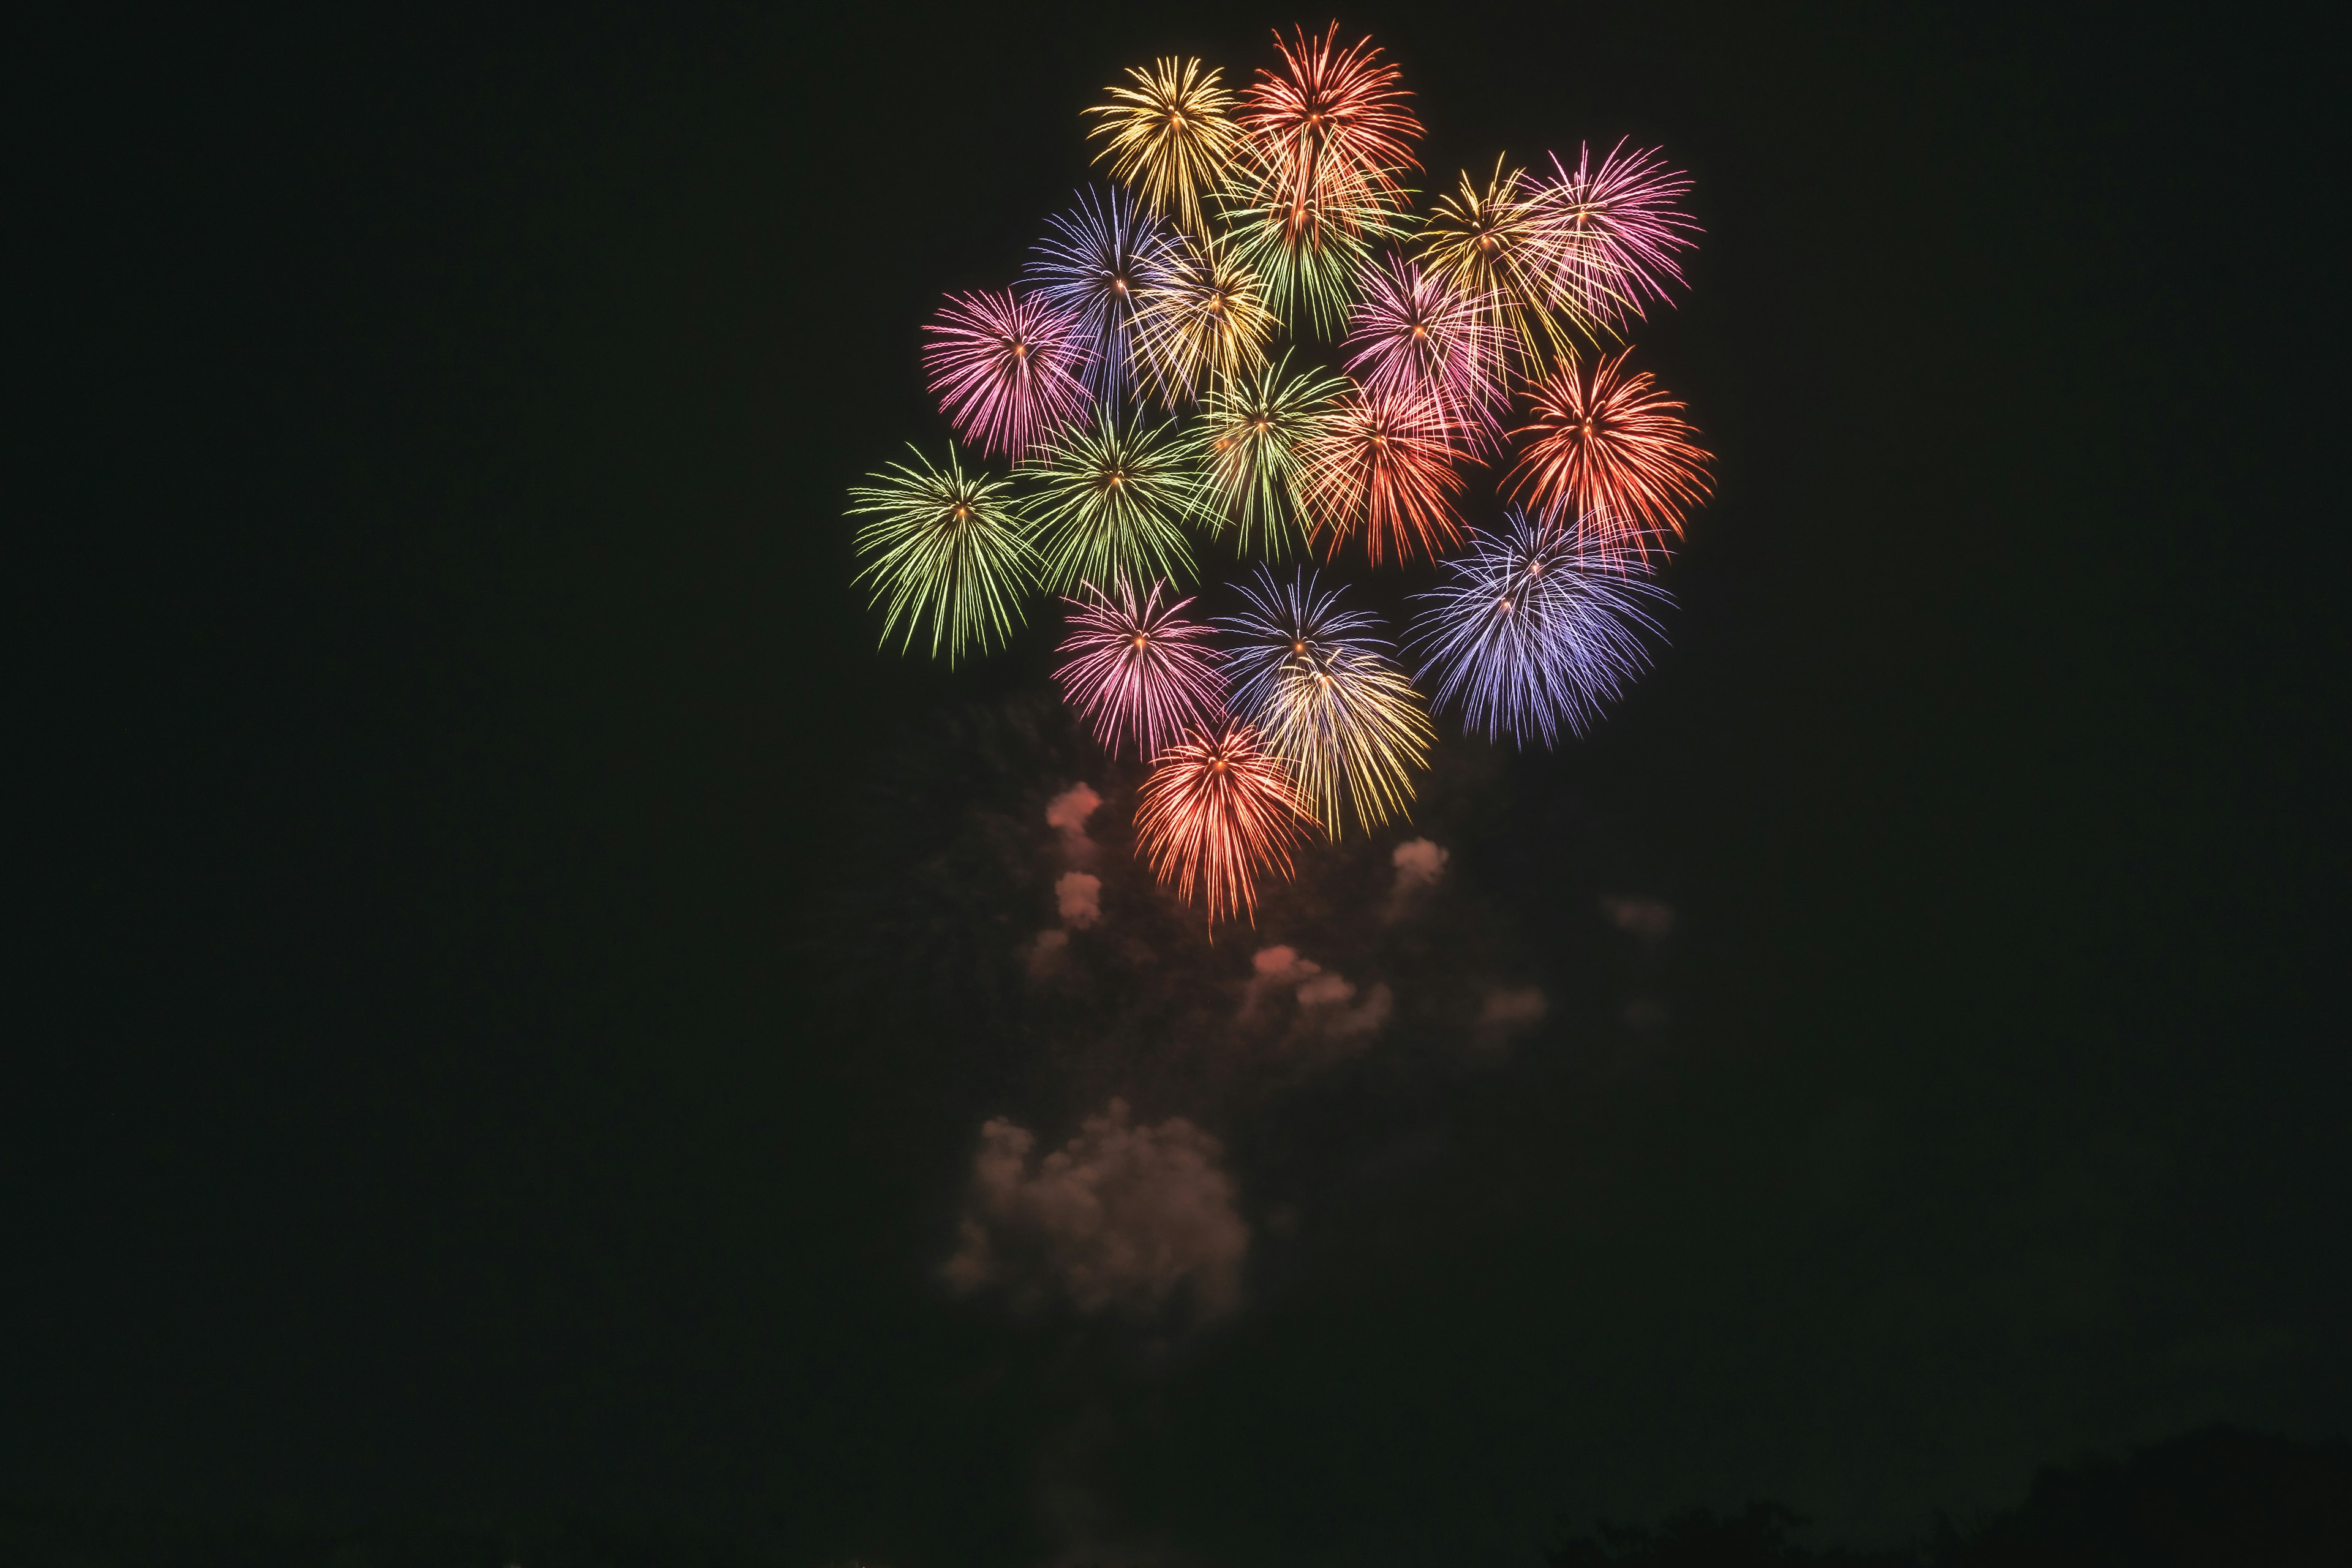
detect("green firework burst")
(1027, 415), (1202, 592)
(846, 443), (1040, 664)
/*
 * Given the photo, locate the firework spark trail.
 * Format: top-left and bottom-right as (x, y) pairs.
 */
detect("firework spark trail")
(1025, 185), (1183, 407)
(921, 288), (1093, 463)
(1136, 235), (1276, 407)
(1223, 567), (1433, 836)
(1234, 24), (1422, 228)
(1412, 508), (1669, 746)
(1183, 353), (1348, 559)
(1419, 156), (1592, 371)
(1507, 347), (1713, 557)
(1300, 381), (1468, 565)
(1135, 719), (1310, 927)
(847, 443), (1040, 664)
(1342, 253), (1509, 453)
(1054, 579), (1227, 760)
(1085, 57), (1242, 240)
(1528, 140), (1699, 330)
(1028, 415), (1202, 591)
(1223, 25), (1423, 336)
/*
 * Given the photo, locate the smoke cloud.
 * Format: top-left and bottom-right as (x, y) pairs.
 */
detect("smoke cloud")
(1241, 946), (1393, 1046)
(1385, 837), (1450, 920)
(1057, 871), (1103, 929)
(1476, 985), (1549, 1043)
(1023, 927), (1071, 978)
(943, 1099), (1248, 1321)
(1047, 782), (1103, 846)
(1603, 895), (1676, 942)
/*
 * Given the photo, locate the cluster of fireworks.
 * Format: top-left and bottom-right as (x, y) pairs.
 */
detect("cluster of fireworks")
(847, 26), (1714, 924)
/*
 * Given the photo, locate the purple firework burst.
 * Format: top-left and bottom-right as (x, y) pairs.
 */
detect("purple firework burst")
(1411, 508), (1668, 746)
(1023, 184), (1182, 408)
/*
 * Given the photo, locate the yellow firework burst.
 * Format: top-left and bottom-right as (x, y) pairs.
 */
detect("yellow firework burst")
(1419, 156), (1594, 369)
(1224, 567), (1433, 837)
(1085, 57), (1242, 239)
(1136, 236), (1276, 406)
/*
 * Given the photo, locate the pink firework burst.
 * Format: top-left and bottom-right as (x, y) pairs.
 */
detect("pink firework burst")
(1341, 254), (1509, 454)
(1054, 578), (1227, 760)
(921, 288), (1092, 463)
(1528, 140), (1700, 328)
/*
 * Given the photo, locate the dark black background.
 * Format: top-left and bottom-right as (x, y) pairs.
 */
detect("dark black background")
(13, 4), (2344, 1564)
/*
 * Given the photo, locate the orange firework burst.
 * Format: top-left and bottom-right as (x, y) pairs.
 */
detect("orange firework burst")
(1135, 720), (1311, 926)
(1300, 383), (1468, 565)
(1506, 347), (1713, 556)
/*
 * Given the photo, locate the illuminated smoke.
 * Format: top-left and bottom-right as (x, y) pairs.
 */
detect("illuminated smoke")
(1602, 895), (1675, 942)
(1477, 984), (1548, 1042)
(1047, 782), (1104, 840)
(1241, 944), (1392, 1046)
(1385, 836), (1450, 919)
(1057, 870), (1104, 929)
(943, 1099), (1247, 1320)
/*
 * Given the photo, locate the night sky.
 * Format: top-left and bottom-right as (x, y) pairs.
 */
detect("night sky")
(15, 5), (2345, 1566)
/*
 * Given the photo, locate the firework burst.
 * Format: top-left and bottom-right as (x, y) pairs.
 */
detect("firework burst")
(1419, 156), (1589, 369)
(1341, 252), (1508, 452)
(1223, 567), (1433, 836)
(921, 288), (1092, 463)
(1300, 382), (1468, 565)
(1085, 57), (1242, 239)
(1223, 24), (1423, 336)
(1412, 508), (1668, 746)
(1028, 415), (1200, 591)
(1506, 347), (1713, 556)
(1183, 353), (1348, 559)
(1135, 719), (1311, 927)
(1054, 578), (1227, 760)
(1528, 140), (1699, 329)
(847, 443), (1039, 663)
(1025, 185), (1182, 407)
(1136, 235), (1276, 406)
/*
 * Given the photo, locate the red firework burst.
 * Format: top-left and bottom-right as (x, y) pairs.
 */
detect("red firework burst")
(921, 288), (1092, 463)
(1300, 382), (1468, 566)
(1053, 579), (1227, 760)
(1506, 347), (1713, 556)
(1234, 24), (1423, 235)
(1135, 720), (1310, 926)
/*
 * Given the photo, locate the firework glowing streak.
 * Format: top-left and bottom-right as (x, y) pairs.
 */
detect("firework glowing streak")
(921, 288), (1093, 463)
(1235, 24), (1421, 227)
(1223, 25), (1422, 336)
(1507, 347), (1713, 555)
(1136, 236), (1275, 406)
(1085, 57), (1242, 240)
(1028, 415), (1201, 591)
(1342, 253), (1508, 453)
(1025, 185), (1181, 407)
(1528, 140), (1699, 328)
(1183, 354), (1346, 559)
(1412, 508), (1668, 746)
(1135, 720), (1309, 926)
(1300, 382), (1468, 565)
(1419, 156), (1589, 369)
(847, 443), (1039, 663)
(1054, 579), (1227, 760)
(1223, 567), (1433, 836)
